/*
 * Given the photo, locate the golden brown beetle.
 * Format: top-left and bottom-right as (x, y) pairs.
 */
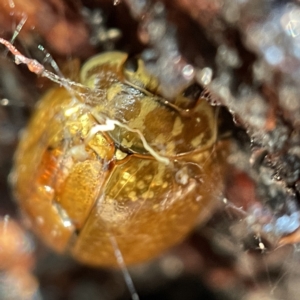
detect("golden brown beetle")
(11, 52), (223, 267)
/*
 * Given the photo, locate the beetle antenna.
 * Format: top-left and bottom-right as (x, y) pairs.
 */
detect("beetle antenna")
(86, 114), (170, 165)
(109, 235), (140, 300)
(0, 37), (105, 100)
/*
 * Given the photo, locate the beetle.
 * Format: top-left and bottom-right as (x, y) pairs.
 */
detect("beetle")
(11, 51), (224, 267)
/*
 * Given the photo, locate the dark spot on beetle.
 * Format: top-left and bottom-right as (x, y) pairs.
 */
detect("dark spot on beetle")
(123, 56), (139, 73)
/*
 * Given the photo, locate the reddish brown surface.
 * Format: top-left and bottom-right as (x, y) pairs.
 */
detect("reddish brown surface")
(0, 0), (91, 55)
(225, 169), (259, 211)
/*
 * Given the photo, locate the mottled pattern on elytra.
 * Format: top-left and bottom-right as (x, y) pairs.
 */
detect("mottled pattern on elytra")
(12, 52), (224, 267)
